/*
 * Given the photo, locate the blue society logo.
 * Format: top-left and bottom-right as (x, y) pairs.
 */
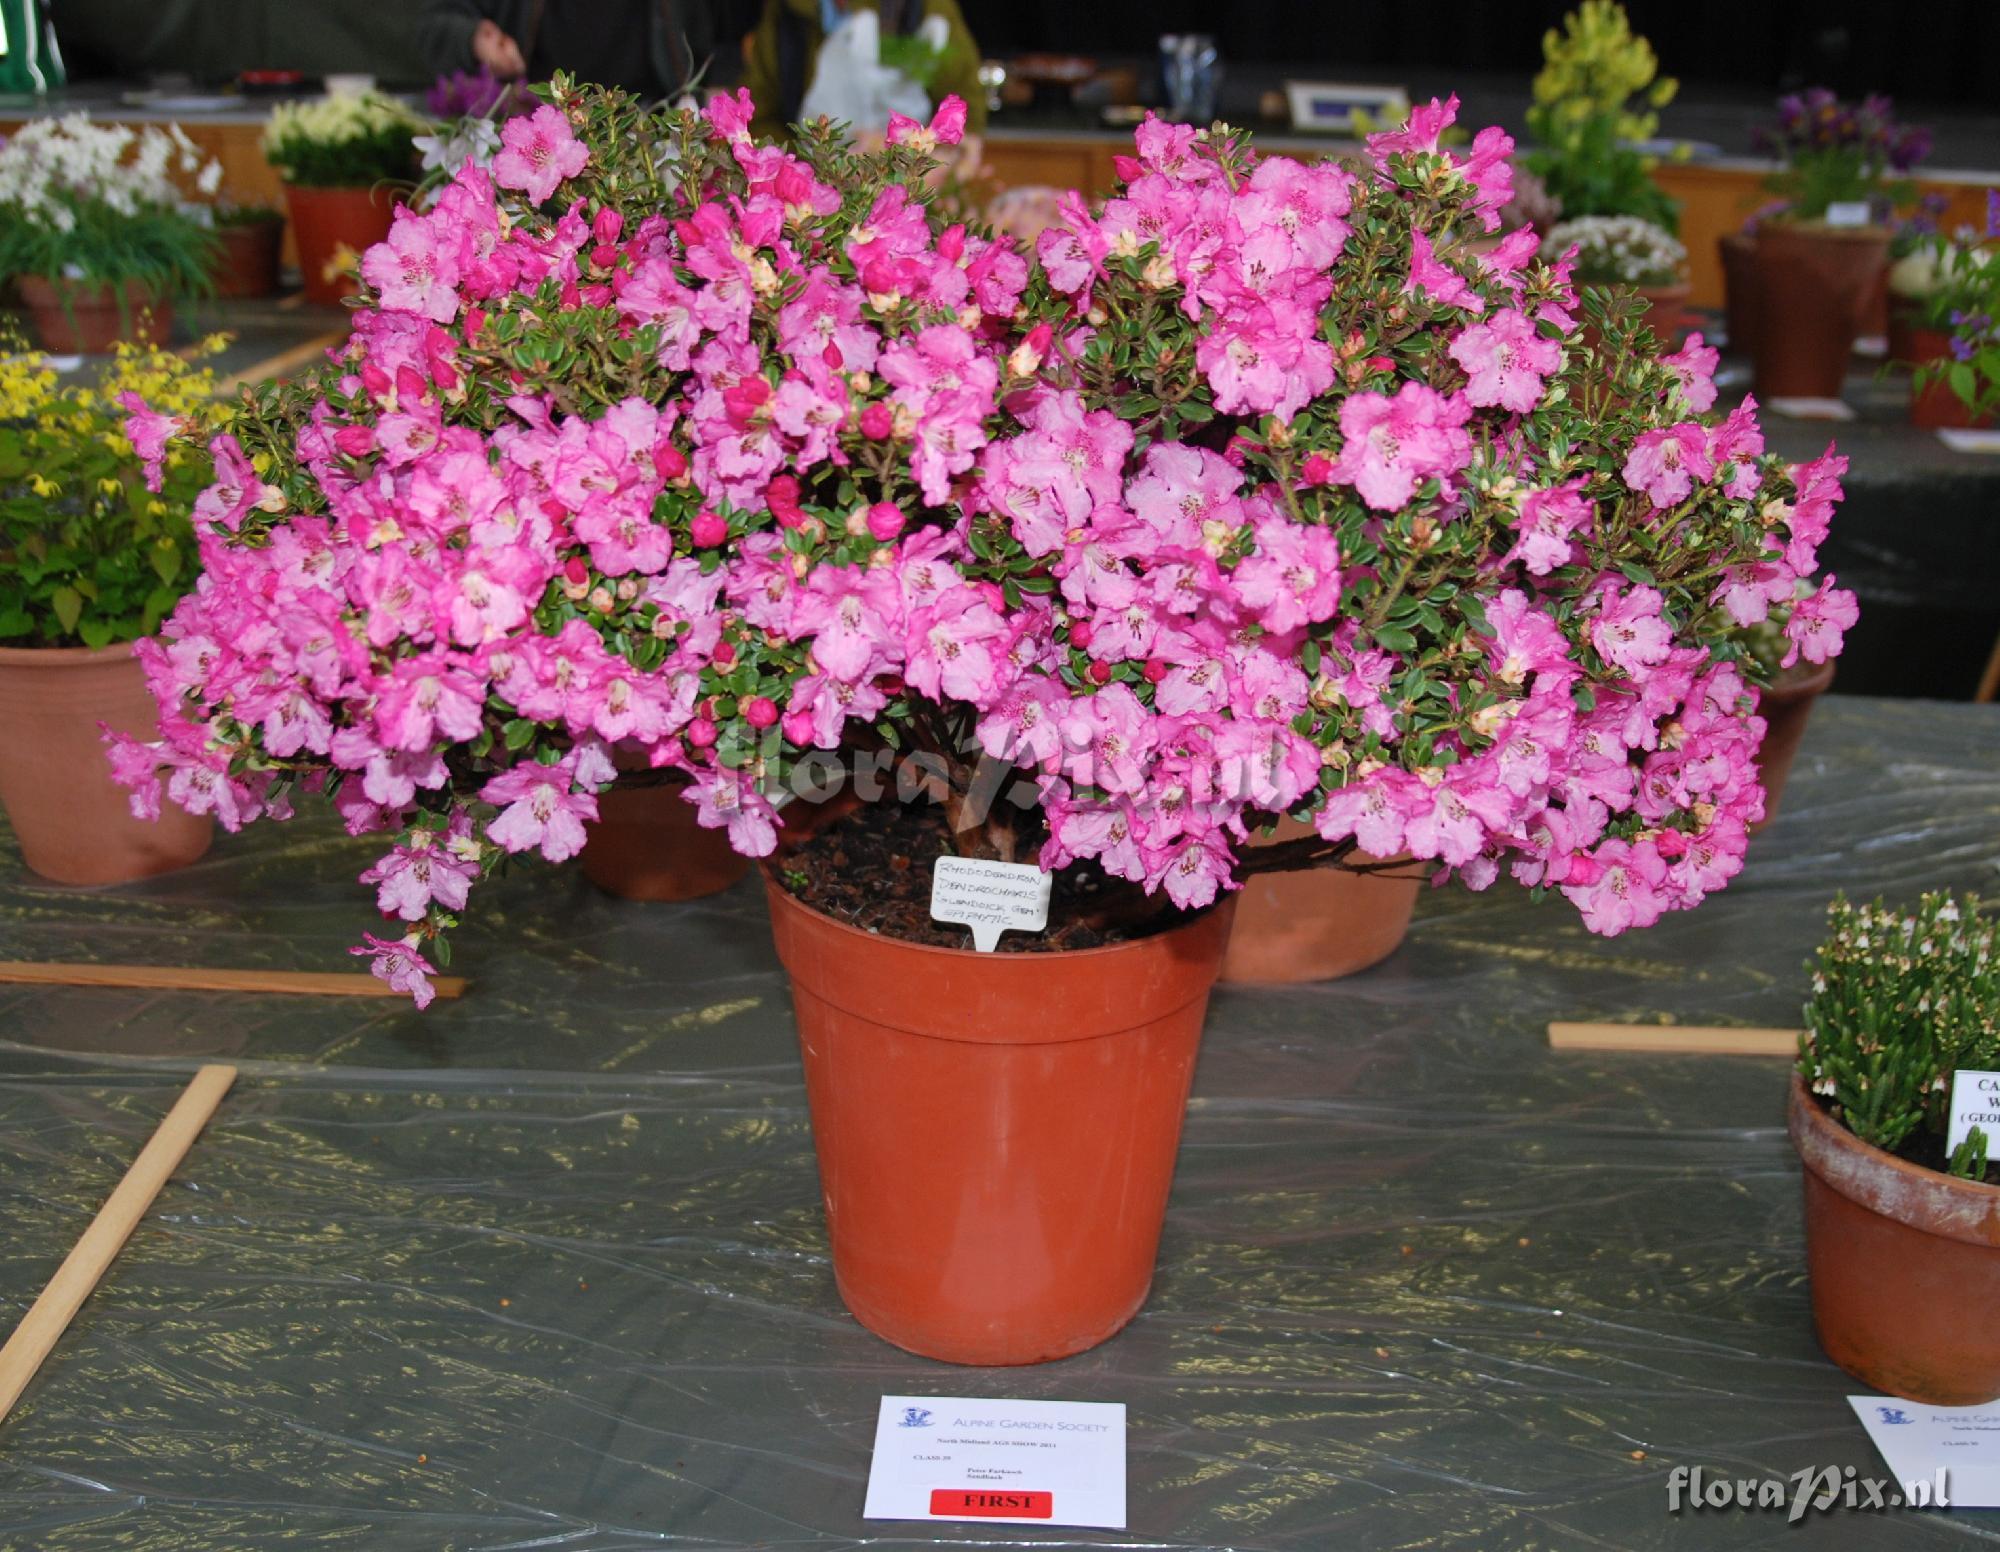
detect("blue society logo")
(899, 1406), (934, 1428)
(1876, 1407), (1914, 1426)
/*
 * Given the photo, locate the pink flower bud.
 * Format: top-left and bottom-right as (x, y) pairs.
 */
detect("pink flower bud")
(781, 708), (817, 746)
(866, 502), (905, 541)
(653, 442), (689, 481)
(691, 510), (728, 547)
(359, 361), (392, 398)
(1069, 620), (1094, 650)
(591, 206), (623, 246)
(937, 224), (967, 263)
(711, 637), (736, 666)
(686, 717), (717, 748)
(859, 402), (894, 440)
(1087, 660), (1112, 685)
(1653, 829), (1689, 859)
(563, 556), (590, 586)
(743, 695), (780, 729)
(765, 474), (805, 527)
(332, 424), (377, 456)
(1143, 657), (1169, 684)
(1301, 452), (1335, 487)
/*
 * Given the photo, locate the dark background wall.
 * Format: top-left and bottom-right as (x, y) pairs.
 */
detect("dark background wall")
(48, 0), (2000, 109)
(961, 0), (1999, 107)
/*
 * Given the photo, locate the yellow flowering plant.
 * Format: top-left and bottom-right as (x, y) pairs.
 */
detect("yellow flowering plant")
(1524, 0), (1679, 230)
(0, 335), (236, 647)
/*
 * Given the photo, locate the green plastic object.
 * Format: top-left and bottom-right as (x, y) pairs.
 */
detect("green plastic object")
(0, 0), (64, 94)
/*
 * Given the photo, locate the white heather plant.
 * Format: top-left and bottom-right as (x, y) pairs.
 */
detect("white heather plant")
(1802, 890), (2000, 1180)
(0, 115), (221, 296)
(1543, 214), (1687, 288)
(263, 92), (429, 189)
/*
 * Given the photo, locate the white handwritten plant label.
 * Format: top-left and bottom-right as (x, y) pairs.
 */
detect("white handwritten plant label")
(930, 858), (1051, 952)
(1946, 1070), (2000, 1158)
(1824, 200), (1874, 228)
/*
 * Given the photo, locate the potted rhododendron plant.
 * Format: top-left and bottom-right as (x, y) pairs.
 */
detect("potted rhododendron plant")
(115, 80), (1854, 1365)
(1792, 890), (2000, 1404)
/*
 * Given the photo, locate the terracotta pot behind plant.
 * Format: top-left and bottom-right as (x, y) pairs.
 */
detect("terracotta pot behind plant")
(766, 872), (1233, 1365)
(1789, 1073), (2000, 1405)
(579, 780), (749, 901)
(1634, 281), (1690, 345)
(1221, 819), (1418, 984)
(16, 276), (171, 354)
(284, 183), (397, 305)
(1887, 306), (1991, 430)
(0, 643), (211, 885)
(1753, 660), (1834, 826)
(1749, 224), (1891, 399)
(1717, 232), (1762, 358)
(212, 217), (285, 300)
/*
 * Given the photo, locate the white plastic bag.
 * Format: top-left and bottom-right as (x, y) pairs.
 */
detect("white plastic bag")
(797, 8), (940, 133)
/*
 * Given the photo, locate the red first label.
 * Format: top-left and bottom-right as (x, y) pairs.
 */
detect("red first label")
(929, 1489), (1054, 1519)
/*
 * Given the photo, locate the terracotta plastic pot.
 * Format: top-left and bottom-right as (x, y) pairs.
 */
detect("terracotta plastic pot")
(1748, 224), (1891, 399)
(1887, 305), (1991, 429)
(0, 642), (211, 885)
(16, 276), (172, 354)
(579, 780), (749, 901)
(1634, 280), (1690, 345)
(1789, 1072), (2000, 1404)
(284, 183), (397, 305)
(1717, 232), (1761, 357)
(211, 217), (285, 299)
(1221, 820), (1417, 984)
(765, 873), (1233, 1364)
(1752, 660), (1834, 826)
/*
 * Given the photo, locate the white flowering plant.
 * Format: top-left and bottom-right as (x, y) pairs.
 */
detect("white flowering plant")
(1543, 214), (1686, 288)
(263, 93), (429, 189)
(1801, 891), (1999, 1181)
(0, 115), (221, 296)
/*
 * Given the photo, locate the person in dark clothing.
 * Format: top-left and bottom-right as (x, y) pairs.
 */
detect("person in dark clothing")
(415, 0), (729, 100)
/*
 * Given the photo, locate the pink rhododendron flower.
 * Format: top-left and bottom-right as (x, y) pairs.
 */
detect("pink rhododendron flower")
(481, 754), (599, 861)
(1781, 576), (1859, 667)
(117, 392), (183, 493)
(1448, 308), (1561, 412)
(351, 932), (441, 1007)
(1622, 422), (1715, 509)
(1327, 381), (1473, 510)
(493, 105), (588, 204)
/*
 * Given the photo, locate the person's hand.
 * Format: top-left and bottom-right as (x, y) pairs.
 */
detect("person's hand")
(471, 18), (526, 78)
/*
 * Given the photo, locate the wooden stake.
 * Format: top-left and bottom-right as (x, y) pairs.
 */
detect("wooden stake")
(1548, 1022), (1799, 1057)
(0, 1064), (238, 1424)
(0, 962), (465, 1000)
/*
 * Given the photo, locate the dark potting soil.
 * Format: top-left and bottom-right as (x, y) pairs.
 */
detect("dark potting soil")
(774, 796), (1198, 952)
(1809, 1091), (2000, 1187)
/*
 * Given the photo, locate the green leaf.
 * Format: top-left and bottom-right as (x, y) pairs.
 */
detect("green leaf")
(49, 586), (83, 635)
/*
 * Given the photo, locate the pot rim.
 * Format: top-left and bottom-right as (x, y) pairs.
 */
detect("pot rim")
(1760, 658), (1837, 705)
(1756, 220), (1894, 241)
(1788, 1071), (2000, 1248)
(0, 639), (140, 667)
(15, 274), (162, 300)
(760, 858), (1227, 965)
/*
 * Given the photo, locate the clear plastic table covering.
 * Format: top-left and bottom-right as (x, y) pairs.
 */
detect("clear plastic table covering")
(1, 694), (1997, 1550)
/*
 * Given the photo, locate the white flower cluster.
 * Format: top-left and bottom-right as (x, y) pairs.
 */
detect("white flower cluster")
(1542, 214), (1687, 288)
(0, 114), (221, 233)
(264, 92), (427, 156)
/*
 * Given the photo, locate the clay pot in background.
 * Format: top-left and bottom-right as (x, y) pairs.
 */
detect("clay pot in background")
(0, 642), (211, 884)
(579, 780), (749, 901)
(1887, 303), (1991, 430)
(1790, 1073), (2000, 1405)
(283, 183), (397, 305)
(1748, 223), (1891, 399)
(1221, 820), (1418, 984)
(1633, 280), (1690, 345)
(766, 873), (1232, 1365)
(211, 216), (285, 299)
(1753, 660), (1835, 826)
(1717, 232), (1762, 358)
(16, 276), (172, 354)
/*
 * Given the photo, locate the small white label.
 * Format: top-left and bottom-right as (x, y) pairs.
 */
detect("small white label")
(862, 1394), (1126, 1528)
(1851, 1395), (2000, 1506)
(1947, 1069), (2000, 1159)
(1939, 428), (2000, 455)
(1824, 200), (1873, 228)
(929, 857), (1051, 952)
